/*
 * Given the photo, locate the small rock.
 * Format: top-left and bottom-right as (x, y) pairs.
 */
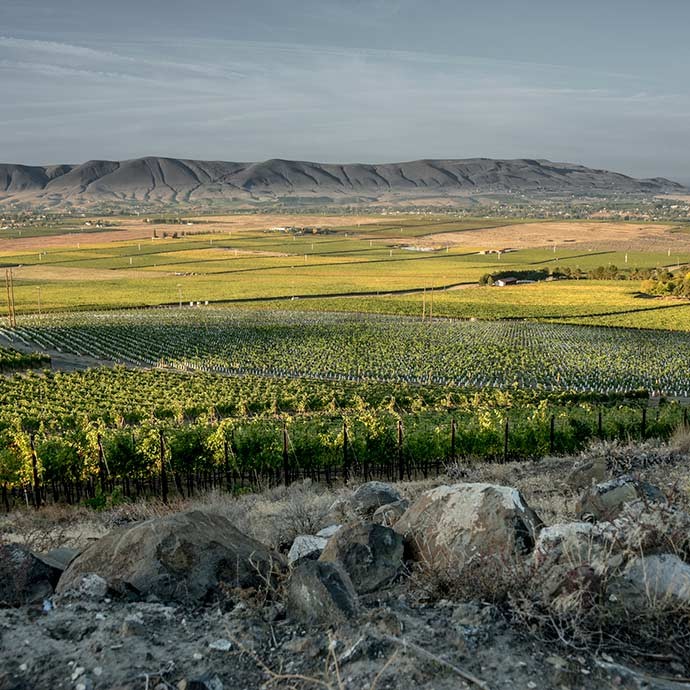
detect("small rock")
(372, 499), (409, 526)
(576, 475), (665, 522)
(316, 525), (342, 539)
(208, 639), (232, 652)
(287, 535), (327, 565)
(120, 614), (145, 637)
(608, 553), (690, 608)
(177, 674), (223, 690)
(351, 482), (403, 519)
(286, 560), (358, 625)
(567, 457), (608, 489)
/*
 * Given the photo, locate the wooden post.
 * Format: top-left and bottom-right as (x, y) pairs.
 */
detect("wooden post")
(159, 430), (168, 504)
(503, 419), (509, 464)
(2, 483), (10, 513)
(451, 417), (456, 461)
(224, 438), (231, 492)
(550, 415), (555, 454)
(641, 407), (647, 440)
(97, 432), (107, 495)
(342, 420), (349, 484)
(29, 434), (41, 509)
(684, 407), (688, 429)
(598, 409), (603, 438)
(282, 423), (290, 486)
(397, 419), (404, 481)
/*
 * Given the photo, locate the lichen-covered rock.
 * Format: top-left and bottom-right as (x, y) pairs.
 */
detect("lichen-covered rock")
(287, 535), (328, 565)
(0, 543), (62, 606)
(351, 482), (403, 519)
(576, 475), (666, 522)
(372, 499), (409, 527)
(56, 510), (284, 603)
(394, 483), (542, 570)
(319, 521), (403, 593)
(286, 560), (358, 625)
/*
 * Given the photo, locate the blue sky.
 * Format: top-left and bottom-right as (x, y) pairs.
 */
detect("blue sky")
(1, 0), (689, 181)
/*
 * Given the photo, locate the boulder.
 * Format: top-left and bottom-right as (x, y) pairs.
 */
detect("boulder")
(394, 483), (542, 570)
(0, 543), (62, 606)
(608, 553), (690, 608)
(56, 510), (283, 603)
(287, 535), (328, 565)
(372, 499), (409, 527)
(286, 560), (359, 625)
(319, 522), (404, 593)
(351, 482), (403, 519)
(576, 475), (666, 522)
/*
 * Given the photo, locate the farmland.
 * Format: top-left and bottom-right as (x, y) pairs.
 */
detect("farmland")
(1, 211), (689, 506)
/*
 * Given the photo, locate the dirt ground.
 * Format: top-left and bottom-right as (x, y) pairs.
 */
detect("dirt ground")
(421, 221), (686, 252)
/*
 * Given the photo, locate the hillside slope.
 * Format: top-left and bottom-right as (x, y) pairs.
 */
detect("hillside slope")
(0, 157), (683, 207)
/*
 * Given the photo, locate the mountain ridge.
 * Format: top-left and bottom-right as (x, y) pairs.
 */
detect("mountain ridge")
(0, 156), (684, 207)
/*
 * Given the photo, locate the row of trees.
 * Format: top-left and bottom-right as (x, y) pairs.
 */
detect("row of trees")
(642, 268), (690, 298)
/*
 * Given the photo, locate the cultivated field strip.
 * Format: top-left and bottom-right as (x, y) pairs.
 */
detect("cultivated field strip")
(5, 308), (690, 396)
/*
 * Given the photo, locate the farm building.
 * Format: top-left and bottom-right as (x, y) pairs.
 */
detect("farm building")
(495, 277), (518, 287)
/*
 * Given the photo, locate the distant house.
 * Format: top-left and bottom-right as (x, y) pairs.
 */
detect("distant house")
(495, 277), (518, 287)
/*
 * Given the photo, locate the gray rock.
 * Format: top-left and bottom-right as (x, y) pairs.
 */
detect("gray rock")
(35, 547), (80, 572)
(287, 535), (327, 565)
(319, 521), (403, 594)
(316, 525), (342, 539)
(608, 553), (690, 608)
(0, 543), (62, 606)
(567, 457), (608, 489)
(56, 510), (284, 603)
(287, 560), (359, 625)
(372, 499), (409, 526)
(576, 475), (666, 522)
(351, 482), (403, 519)
(395, 483), (542, 570)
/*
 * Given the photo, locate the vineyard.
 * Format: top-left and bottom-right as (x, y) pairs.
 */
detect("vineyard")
(0, 364), (686, 511)
(4, 307), (690, 396)
(0, 345), (49, 372)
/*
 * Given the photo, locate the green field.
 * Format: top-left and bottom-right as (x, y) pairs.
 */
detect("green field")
(2, 213), (689, 332)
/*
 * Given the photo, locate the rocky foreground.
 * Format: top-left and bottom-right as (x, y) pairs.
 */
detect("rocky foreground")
(2, 443), (690, 690)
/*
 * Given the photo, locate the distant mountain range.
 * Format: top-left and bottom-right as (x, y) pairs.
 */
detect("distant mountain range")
(0, 157), (684, 208)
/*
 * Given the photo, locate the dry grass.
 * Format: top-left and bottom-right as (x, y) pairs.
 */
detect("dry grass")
(422, 221), (683, 251)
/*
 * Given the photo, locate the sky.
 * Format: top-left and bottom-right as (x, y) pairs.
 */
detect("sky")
(1, 0), (689, 181)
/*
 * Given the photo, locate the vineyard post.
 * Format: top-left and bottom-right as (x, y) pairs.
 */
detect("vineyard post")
(684, 407), (688, 429)
(1, 483), (8, 513)
(159, 430), (168, 504)
(549, 415), (555, 455)
(97, 432), (106, 495)
(397, 419), (404, 481)
(503, 419), (509, 464)
(598, 409), (603, 438)
(641, 407), (647, 440)
(342, 420), (349, 484)
(451, 418), (456, 462)
(29, 433), (41, 509)
(282, 422), (290, 486)
(223, 438), (231, 492)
